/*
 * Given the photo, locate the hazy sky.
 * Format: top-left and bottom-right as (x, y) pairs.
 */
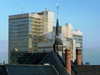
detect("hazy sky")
(0, 0), (100, 64)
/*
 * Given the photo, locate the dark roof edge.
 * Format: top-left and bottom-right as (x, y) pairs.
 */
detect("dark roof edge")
(63, 67), (71, 75)
(24, 53), (33, 64)
(52, 65), (59, 75)
(4, 65), (9, 75)
(38, 52), (50, 64)
(2, 64), (58, 67)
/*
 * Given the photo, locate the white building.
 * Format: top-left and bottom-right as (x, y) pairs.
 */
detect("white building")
(66, 23), (73, 38)
(73, 29), (83, 61)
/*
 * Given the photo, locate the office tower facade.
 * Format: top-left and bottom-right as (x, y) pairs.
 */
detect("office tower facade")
(66, 23), (73, 38)
(66, 38), (76, 62)
(65, 23), (77, 62)
(73, 30), (83, 51)
(73, 29), (83, 61)
(9, 11), (54, 63)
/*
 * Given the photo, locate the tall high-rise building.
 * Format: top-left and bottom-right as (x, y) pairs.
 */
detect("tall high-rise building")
(66, 23), (73, 38)
(73, 30), (83, 51)
(9, 10), (54, 63)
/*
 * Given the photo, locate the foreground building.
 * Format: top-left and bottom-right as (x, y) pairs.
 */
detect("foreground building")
(1, 49), (100, 75)
(0, 64), (58, 75)
(9, 10), (54, 63)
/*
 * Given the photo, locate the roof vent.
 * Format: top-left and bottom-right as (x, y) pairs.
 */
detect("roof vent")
(44, 63), (50, 65)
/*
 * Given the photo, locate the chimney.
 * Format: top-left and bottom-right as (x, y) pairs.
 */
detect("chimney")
(65, 48), (71, 75)
(76, 48), (82, 65)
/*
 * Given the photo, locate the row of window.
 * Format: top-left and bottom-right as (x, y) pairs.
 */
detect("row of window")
(73, 36), (82, 39)
(9, 24), (28, 28)
(9, 42), (28, 45)
(30, 20), (43, 23)
(9, 20), (43, 25)
(9, 26), (28, 29)
(9, 28), (28, 32)
(74, 38), (83, 41)
(9, 46), (28, 49)
(30, 25), (43, 28)
(9, 24), (43, 30)
(75, 41), (83, 43)
(9, 35), (28, 38)
(9, 23), (29, 26)
(9, 26), (43, 31)
(9, 38), (28, 41)
(9, 18), (29, 22)
(9, 31), (28, 34)
(9, 36), (28, 39)
(9, 20), (29, 24)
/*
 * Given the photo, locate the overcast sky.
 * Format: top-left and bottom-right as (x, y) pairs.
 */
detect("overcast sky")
(0, 0), (100, 65)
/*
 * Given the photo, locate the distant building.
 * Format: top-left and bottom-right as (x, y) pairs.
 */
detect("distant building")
(38, 24), (83, 62)
(66, 38), (76, 62)
(73, 29), (83, 61)
(53, 23), (76, 62)
(9, 10), (54, 63)
(66, 23), (73, 38)
(85, 62), (90, 65)
(38, 23), (76, 62)
(65, 23), (76, 62)
(53, 23), (73, 38)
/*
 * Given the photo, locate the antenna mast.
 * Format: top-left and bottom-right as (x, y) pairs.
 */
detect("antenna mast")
(45, 5), (47, 11)
(56, 3), (59, 19)
(21, 2), (23, 14)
